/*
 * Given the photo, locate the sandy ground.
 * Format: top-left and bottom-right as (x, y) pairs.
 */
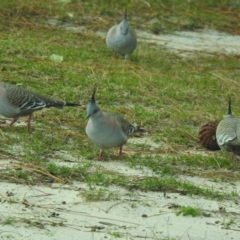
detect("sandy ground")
(1, 164), (240, 240)
(1, 149), (240, 240)
(1, 24), (240, 240)
(137, 29), (240, 56)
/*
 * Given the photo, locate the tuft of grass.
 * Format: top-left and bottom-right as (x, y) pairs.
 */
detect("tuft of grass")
(222, 219), (236, 229)
(176, 206), (202, 217)
(47, 163), (72, 177)
(2, 216), (17, 225)
(81, 187), (119, 201)
(15, 171), (29, 180)
(109, 232), (124, 238)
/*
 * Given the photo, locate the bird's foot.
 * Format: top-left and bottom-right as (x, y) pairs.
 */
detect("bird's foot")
(116, 147), (123, 158)
(27, 114), (33, 132)
(9, 119), (18, 128)
(98, 150), (104, 160)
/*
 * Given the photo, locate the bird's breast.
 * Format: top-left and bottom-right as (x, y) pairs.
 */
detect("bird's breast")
(86, 118), (128, 149)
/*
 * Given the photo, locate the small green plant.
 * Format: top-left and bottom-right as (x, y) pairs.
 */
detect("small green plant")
(231, 190), (239, 197)
(16, 171), (29, 180)
(2, 216), (17, 225)
(1, 234), (14, 239)
(7, 198), (18, 204)
(223, 219), (235, 229)
(176, 206), (202, 217)
(82, 188), (118, 202)
(110, 232), (124, 238)
(46, 163), (72, 177)
(130, 202), (137, 208)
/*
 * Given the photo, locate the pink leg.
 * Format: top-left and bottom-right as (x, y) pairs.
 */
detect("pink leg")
(230, 151), (239, 162)
(27, 113), (33, 131)
(117, 147), (123, 158)
(9, 119), (18, 128)
(98, 150), (104, 160)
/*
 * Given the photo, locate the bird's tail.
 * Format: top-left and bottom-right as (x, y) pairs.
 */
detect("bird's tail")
(64, 101), (81, 107)
(47, 100), (80, 109)
(36, 93), (81, 109)
(134, 126), (145, 133)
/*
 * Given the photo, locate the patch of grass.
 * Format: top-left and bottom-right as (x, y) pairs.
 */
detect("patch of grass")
(82, 187), (119, 201)
(0, 1), (240, 236)
(15, 171), (29, 180)
(2, 216), (17, 225)
(7, 198), (18, 204)
(47, 163), (72, 177)
(109, 231), (124, 238)
(1, 215), (65, 232)
(222, 219), (236, 229)
(131, 176), (239, 201)
(176, 206), (202, 217)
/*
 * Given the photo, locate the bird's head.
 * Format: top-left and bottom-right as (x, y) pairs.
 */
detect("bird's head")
(120, 10), (129, 35)
(227, 98), (232, 116)
(86, 86), (101, 119)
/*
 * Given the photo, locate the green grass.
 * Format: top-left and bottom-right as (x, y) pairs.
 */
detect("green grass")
(81, 187), (119, 201)
(2, 216), (17, 225)
(110, 232), (124, 238)
(176, 206), (202, 217)
(0, 0), (240, 234)
(222, 219), (236, 229)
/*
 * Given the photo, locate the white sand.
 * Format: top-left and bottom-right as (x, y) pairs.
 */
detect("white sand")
(1, 156), (240, 240)
(137, 29), (240, 56)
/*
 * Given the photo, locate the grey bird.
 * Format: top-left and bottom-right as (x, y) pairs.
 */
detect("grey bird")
(106, 11), (137, 59)
(0, 82), (80, 130)
(86, 88), (144, 159)
(216, 99), (240, 156)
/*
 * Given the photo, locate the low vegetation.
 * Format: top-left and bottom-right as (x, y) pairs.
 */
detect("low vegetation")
(0, 0), (240, 238)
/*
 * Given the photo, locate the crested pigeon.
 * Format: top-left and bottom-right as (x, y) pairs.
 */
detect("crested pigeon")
(106, 11), (137, 59)
(0, 82), (80, 130)
(86, 88), (144, 159)
(216, 99), (240, 156)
